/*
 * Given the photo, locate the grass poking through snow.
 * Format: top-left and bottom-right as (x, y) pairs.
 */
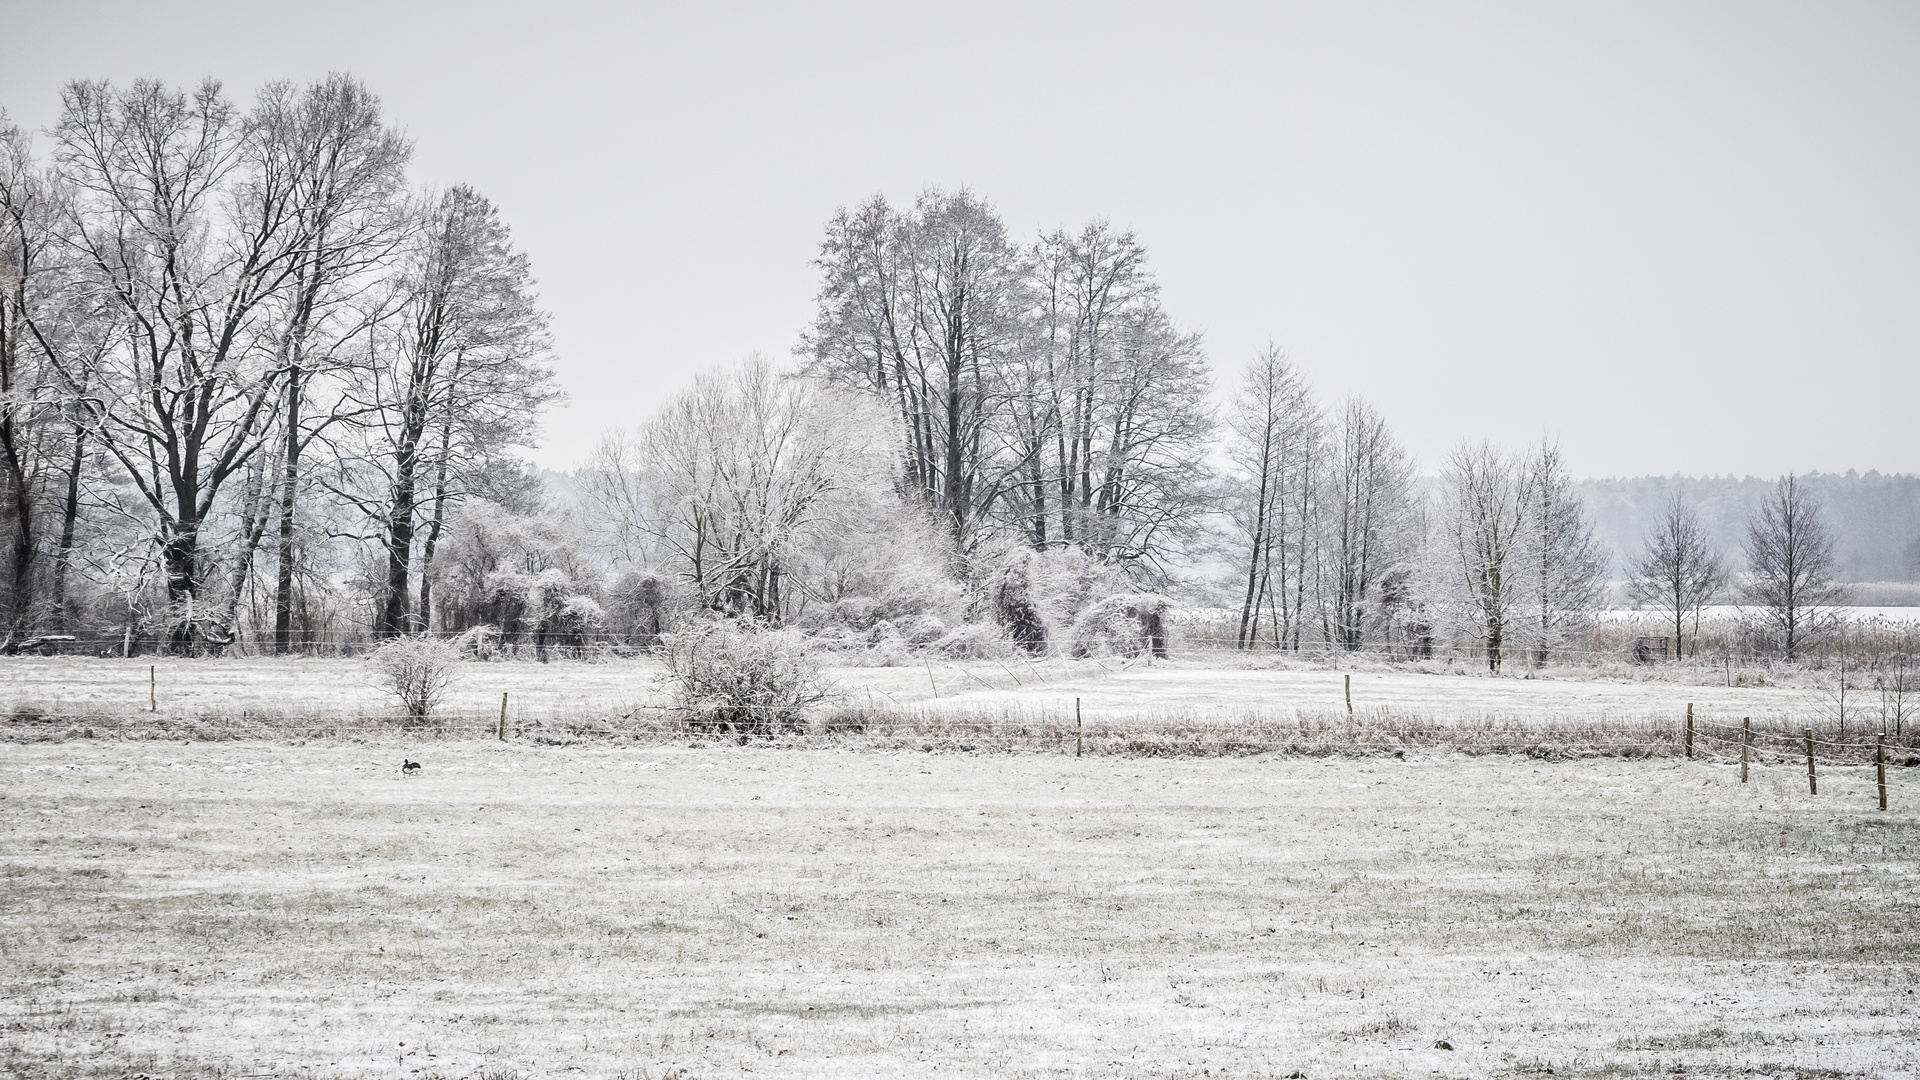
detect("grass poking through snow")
(1, 741), (1914, 1077)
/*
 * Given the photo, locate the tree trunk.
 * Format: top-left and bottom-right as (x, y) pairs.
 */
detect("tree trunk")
(220, 458), (275, 649)
(272, 368), (302, 652)
(0, 397), (33, 634)
(378, 437), (419, 636)
(50, 424), (85, 629)
(416, 456), (452, 633)
(161, 525), (201, 654)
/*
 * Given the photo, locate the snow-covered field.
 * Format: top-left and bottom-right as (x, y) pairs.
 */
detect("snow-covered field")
(0, 654), (1829, 729)
(2, 742), (1912, 1077)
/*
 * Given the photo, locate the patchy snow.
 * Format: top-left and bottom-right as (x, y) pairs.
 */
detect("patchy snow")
(1, 655), (1827, 733)
(1, 742), (1912, 1077)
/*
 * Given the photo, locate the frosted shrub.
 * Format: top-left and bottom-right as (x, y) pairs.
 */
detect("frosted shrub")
(934, 623), (1017, 659)
(367, 636), (462, 721)
(991, 553), (1048, 655)
(1069, 593), (1173, 659)
(606, 570), (677, 647)
(663, 623), (837, 736)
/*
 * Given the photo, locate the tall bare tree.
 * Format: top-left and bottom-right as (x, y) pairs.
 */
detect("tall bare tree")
(250, 74), (410, 651)
(1742, 474), (1846, 660)
(1442, 441), (1525, 672)
(1516, 438), (1608, 663)
(0, 112), (60, 633)
(585, 358), (893, 622)
(1225, 344), (1321, 649)
(345, 185), (554, 636)
(50, 79), (309, 648)
(1627, 493), (1726, 659)
(803, 189), (1025, 558)
(1322, 398), (1412, 651)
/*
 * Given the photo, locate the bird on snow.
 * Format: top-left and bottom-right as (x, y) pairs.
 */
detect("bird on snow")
(401, 759), (422, 776)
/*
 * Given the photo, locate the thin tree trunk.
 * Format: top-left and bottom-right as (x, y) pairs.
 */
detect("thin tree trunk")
(50, 424), (85, 629)
(272, 366), (302, 652)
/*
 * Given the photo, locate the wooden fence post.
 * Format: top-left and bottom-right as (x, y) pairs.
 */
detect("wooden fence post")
(1345, 674), (1353, 715)
(1685, 703), (1693, 760)
(498, 693), (508, 741)
(1877, 732), (1888, 811)
(1740, 717), (1750, 783)
(1804, 728), (1817, 795)
(1075, 698), (1082, 758)
(149, 665), (156, 712)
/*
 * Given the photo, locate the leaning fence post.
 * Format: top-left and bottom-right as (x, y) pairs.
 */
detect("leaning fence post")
(1685, 703), (1694, 760)
(1075, 698), (1082, 758)
(498, 693), (508, 741)
(1877, 732), (1888, 811)
(1740, 717), (1750, 783)
(1804, 728), (1817, 795)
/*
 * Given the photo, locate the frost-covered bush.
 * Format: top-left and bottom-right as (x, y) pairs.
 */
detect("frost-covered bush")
(605, 569), (678, 647)
(933, 622), (1018, 659)
(367, 635), (462, 721)
(453, 623), (500, 660)
(991, 552), (1048, 654)
(902, 614), (949, 646)
(428, 500), (602, 645)
(663, 623), (837, 736)
(1030, 547), (1132, 630)
(794, 496), (967, 633)
(1069, 593), (1173, 659)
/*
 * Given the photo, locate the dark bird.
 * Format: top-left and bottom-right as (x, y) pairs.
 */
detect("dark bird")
(402, 759), (422, 776)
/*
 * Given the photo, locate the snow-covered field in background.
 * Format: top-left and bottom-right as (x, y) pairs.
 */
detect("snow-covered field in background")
(1, 654), (1826, 726)
(3, 742), (1913, 1077)
(1596, 604), (1920, 624)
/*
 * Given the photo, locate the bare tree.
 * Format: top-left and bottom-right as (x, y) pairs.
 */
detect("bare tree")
(50, 79), (311, 649)
(1741, 474), (1846, 660)
(803, 190), (1023, 557)
(251, 74), (410, 651)
(345, 184), (554, 635)
(1627, 493), (1727, 659)
(1322, 398), (1411, 651)
(0, 112), (63, 633)
(1516, 438), (1608, 663)
(1017, 222), (1153, 553)
(1226, 345), (1322, 649)
(585, 358), (894, 623)
(1442, 441), (1525, 672)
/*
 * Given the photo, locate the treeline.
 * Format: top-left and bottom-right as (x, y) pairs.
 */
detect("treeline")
(0, 77), (558, 649)
(0, 72), (1892, 664)
(1578, 473), (1920, 583)
(580, 189), (1882, 668)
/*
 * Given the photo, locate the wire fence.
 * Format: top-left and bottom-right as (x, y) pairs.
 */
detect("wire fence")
(7, 693), (1916, 775)
(5, 627), (1915, 678)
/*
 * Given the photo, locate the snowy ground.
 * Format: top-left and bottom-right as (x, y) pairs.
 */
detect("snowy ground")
(0, 654), (1828, 729)
(1, 742), (1912, 1077)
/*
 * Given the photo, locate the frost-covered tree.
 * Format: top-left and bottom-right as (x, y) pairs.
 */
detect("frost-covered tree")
(1322, 398), (1412, 652)
(585, 357), (896, 624)
(344, 184), (556, 636)
(804, 197), (1213, 579)
(802, 190), (1023, 555)
(1515, 438), (1608, 663)
(1627, 493), (1727, 659)
(1225, 344), (1321, 649)
(48, 78), (317, 648)
(251, 75), (411, 652)
(1742, 474), (1846, 660)
(1014, 222), (1212, 575)
(1441, 441), (1526, 672)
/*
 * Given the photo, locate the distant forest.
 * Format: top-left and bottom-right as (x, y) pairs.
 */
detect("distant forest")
(1576, 472), (1920, 582)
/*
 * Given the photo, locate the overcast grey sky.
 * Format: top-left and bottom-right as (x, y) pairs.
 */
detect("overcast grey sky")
(4, 1), (1916, 479)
